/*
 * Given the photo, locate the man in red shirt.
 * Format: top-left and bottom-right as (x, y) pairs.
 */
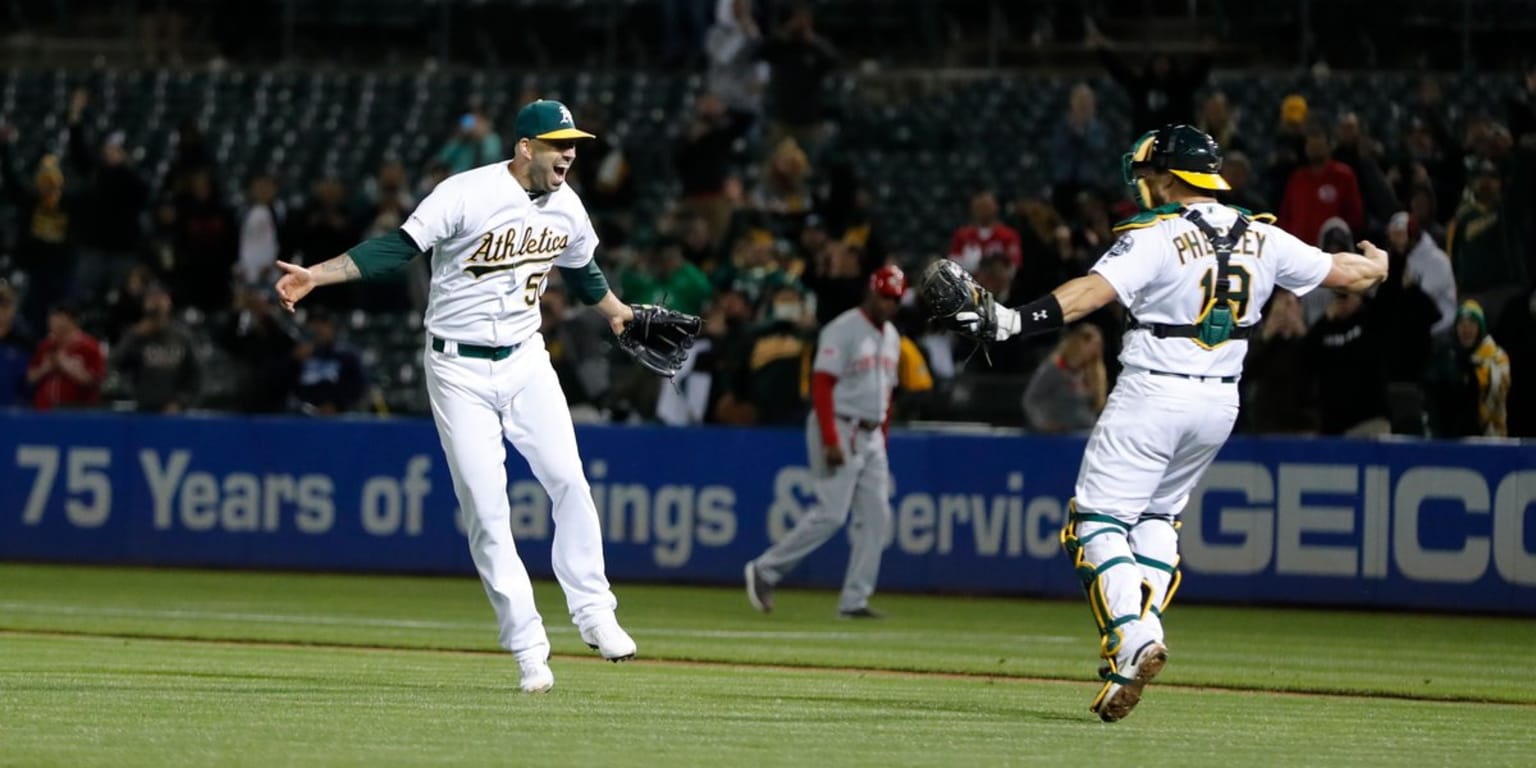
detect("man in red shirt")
(948, 189), (1023, 274)
(1279, 124), (1364, 245)
(28, 303), (105, 410)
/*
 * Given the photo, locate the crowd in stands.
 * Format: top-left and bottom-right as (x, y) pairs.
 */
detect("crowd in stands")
(0, 2), (1530, 440)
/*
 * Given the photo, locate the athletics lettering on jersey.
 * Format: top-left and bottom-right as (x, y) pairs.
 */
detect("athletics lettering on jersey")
(464, 225), (572, 277)
(401, 161), (600, 347)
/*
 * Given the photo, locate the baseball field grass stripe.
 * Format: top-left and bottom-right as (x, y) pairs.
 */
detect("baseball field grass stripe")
(0, 564), (1529, 703)
(3, 631), (1533, 768)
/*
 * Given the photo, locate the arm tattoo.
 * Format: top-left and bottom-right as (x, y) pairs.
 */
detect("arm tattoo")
(316, 255), (362, 283)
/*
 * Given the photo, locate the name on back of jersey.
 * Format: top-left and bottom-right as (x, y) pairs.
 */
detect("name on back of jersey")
(1171, 227), (1267, 266)
(464, 225), (571, 277)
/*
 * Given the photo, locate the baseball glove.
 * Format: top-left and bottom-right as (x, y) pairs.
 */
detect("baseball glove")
(917, 259), (999, 342)
(617, 304), (703, 378)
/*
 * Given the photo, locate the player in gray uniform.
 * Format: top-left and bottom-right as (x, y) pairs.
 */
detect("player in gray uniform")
(745, 266), (906, 618)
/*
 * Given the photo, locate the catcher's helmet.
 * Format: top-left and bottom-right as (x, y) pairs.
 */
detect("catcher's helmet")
(869, 264), (907, 298)
(1122, 124), (1230, 209)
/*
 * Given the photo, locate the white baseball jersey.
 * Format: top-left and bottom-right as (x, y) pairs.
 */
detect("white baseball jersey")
(814, 307), (900, 422)
(1091, 201), (1332, 378)
(402, 161), (599, 347)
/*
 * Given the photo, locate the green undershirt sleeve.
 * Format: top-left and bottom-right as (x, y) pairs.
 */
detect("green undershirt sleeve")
(558, 259), (611, 306)
(350, 230), (425, 280)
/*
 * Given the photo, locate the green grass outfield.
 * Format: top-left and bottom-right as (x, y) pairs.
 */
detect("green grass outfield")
(1, 564), (1533, 767)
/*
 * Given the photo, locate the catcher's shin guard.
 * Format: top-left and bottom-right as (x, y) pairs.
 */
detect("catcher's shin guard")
(1129, 518), (1182, 620)
(1059, 500), (1146, 661)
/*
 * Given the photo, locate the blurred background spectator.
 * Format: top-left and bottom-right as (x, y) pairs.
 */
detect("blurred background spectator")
(109, 283), (200, 413)
(0, 283), (33, 408)
(290, 309), (366, 416)
(27, 304), (104, 411)
(1022, 324), (1105, 434)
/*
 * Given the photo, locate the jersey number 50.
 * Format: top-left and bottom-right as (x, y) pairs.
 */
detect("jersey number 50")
(1198, 265), (1252, 318)
(525, 270), (550, 306)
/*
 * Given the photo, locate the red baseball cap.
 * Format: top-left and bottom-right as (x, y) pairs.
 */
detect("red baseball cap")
(869, 265), (907, 299)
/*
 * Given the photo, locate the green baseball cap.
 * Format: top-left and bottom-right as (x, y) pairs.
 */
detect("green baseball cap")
(513, 99), (595, 141)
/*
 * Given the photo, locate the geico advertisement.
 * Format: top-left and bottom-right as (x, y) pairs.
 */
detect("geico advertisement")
(1, 412), (1532, 612)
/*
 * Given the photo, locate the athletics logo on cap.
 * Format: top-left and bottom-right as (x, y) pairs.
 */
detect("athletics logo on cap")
(514, 99), (596, 142)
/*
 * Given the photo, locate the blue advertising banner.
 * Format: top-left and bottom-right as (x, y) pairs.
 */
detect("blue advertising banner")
(1, 411), (1532, 614)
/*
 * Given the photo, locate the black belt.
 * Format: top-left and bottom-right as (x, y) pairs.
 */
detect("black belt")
(1149, 369), (1238, 384)
(838, 415), (882, 431)
(432, 336), (521, 361)
(1129, 320), (1256, 340)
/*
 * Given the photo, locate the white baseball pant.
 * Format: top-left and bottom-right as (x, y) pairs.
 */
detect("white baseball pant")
(423, 333), (618, 664)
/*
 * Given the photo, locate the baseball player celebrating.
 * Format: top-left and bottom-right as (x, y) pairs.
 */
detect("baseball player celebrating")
(920, 125), (1387, 721)
(745, 266), (906, 618)
(275, 100), (700, 694)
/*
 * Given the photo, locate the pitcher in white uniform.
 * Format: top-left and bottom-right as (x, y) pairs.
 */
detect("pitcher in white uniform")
(275, 100), (643, 694)
(940, 125), (1388, 721)
(745, 266), (906, 618)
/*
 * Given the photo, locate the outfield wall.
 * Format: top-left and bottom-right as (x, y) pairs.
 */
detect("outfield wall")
(1, 411), (1532, 615)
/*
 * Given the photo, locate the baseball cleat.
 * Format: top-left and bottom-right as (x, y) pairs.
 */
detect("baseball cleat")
(580, 622), (637, 662)
(1090, 640), (1168, 722)
(745, 562), (774, 614)
(518, 658), (554, 694)
(837, 606), (886, 620)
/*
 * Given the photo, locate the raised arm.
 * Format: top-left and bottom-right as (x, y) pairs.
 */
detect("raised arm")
(273, 229), (421, 312)
(1318, 240), (1389, 294)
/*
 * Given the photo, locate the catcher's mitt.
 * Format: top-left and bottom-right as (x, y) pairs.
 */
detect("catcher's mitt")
(617, 304), (703, 377)
(917, 259), (998, 341)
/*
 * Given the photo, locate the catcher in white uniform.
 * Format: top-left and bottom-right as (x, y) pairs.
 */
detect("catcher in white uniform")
(745, 266), (906, 618)
(276, 100), (700, 694)
(920, 124), (1387, 721)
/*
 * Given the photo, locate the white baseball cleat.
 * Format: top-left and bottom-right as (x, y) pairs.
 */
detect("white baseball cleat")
(580, 622), (637, 662)
(1090, 640), (1168, 722)
(518, 658), (554, 694)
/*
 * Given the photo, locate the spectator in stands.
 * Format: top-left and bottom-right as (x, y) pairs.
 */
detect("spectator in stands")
(749, 137), (815, 235)
(1242, 290), (1317, 434)
(1306, 289), (1390, 437)
(1391, 117), (1460, 234)
(290, 178), (361, 307)
(759, 3), (839, 158)
(1263, 94), (1309, 204)
(236, 173), (285, 287)
(701, 288), (755, 422)
(1049, 83), (1111, 214)
(675, 94), (752, 246)
(27, 303), (104, 411)
(662, 0), (713, 68)
(678, 213), (720, 271)
(712, 229), (790, 307)
(1388, 212), (1456, 336)
(717, 283), (813, 425)
(620, 236), (714, 316)
(1, 124), (82, 335)
(1279, 123), (1364, 245)
(1219, 151), (1270, 213)
(436, 110), (503, 175)
(110, 283), (200, 414)
(0, 283), (34, 408)
(415, 161), (451, 200)
(162, 116), (213, 198)
(167, 169), (237, 312)
(219, 286), (297, 414)
(948, 189), (1023, 275)
(1448, 162), (1526, 329)
(705, 0), (766, 127)
(66, 89), (149, 304)
(1493, 288), (1535, 437)
(801, 215), (875, 325)
(1332, 112), (1398, 233)
(540, 288), (612, 417)
(569, 106), (634, 218)
(1198, 91), (1246, 155)
(290, 308), (366, 415)
(1088, 24), (1211, 133)
(100, 264), (155, 344)
(1022, 323), (1106, 434)
(1428, 300), (1511, 437)
(354, 159), (416, 226)
(1376, 231), (1445, 434)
